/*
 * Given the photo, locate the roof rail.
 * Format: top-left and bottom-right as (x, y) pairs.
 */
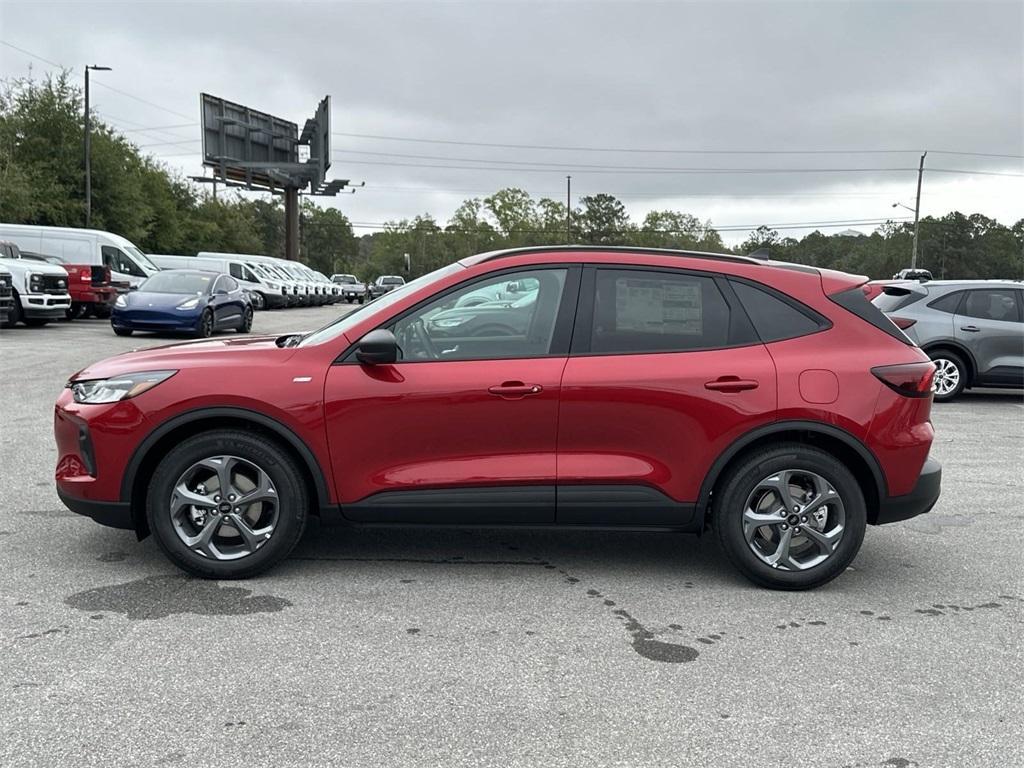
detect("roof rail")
(469, 244), (763, 267)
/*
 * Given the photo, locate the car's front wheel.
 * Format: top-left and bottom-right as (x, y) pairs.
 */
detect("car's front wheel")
(712, 443), (866, 590)
(196, 310), (214, 338)
(113, 327), (133, 337)
(929, 351), (966, 402)
(146, 429), (309, 579)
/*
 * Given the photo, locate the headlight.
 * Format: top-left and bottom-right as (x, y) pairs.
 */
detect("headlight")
(27, 271), (43, 292)
(176, 297), (200, 310)
(266, 281), (279, 290)
(70, 370), (176, 404)
(114, 295), (127, 308)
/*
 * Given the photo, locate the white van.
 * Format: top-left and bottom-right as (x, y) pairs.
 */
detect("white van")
(205, 253), (312, 307)
(152, 254), (287, 309)
(0, 224), (159, 289)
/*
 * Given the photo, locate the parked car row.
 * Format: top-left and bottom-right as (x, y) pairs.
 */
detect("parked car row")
(330, 273), (407, 303)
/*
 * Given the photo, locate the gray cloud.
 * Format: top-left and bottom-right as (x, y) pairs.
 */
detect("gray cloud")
(2, 1), (1021, 242)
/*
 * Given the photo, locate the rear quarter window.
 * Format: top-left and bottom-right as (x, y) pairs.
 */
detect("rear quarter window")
(926, 291), (963, 314)
(729, 279), (827, 342)
(873, 289), (923, 312)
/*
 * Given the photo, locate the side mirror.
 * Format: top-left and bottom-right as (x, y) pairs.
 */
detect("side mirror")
(356, 328), (398, 365)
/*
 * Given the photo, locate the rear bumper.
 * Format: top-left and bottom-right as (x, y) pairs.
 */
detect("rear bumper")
(57, 487), (133, 530)
(875, 456), (941, 524)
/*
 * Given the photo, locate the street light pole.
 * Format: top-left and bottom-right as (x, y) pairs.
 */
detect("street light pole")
(84, 65), (112, 228)
(911, 151), (927, 269)
(565, 175), (571, 243)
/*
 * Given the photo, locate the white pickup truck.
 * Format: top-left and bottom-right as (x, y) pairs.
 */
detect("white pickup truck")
(0, 240), (73, 327)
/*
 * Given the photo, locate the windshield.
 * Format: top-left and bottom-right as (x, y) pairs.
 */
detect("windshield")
(299, 262), (464, 348)
(129, 247), (159, 273)
(140, 271), (213, 295)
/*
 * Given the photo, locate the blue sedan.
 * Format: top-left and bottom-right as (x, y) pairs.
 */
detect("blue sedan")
(111, 270), (253, 338)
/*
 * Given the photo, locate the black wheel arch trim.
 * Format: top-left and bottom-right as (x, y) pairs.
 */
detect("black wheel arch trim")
(921, 339), (976, 380)
(120, 406), (333, 513)
(696, 420), (888, 516)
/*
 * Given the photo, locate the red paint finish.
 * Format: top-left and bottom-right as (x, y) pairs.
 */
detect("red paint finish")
(558, 345), (777, 502)
(324, 358), (567, 501)
(54, 246), (938, 528)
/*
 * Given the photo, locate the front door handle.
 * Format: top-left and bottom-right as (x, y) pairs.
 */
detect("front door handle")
(960, 325), (980, 333)
(704, 376), (759, 393)
(488, 381), (543, 398)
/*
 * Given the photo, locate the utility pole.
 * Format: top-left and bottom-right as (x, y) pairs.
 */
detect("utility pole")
(911, 151), (927, 269)
(565, 175), (572, 243)
(284, 186), (299, 261)
(83, 65), (112, 228)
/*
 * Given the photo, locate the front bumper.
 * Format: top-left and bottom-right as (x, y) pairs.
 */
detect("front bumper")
(875, 456), (941, 524)
(24, 293), (72, 318)
(111, 308), (201, 332)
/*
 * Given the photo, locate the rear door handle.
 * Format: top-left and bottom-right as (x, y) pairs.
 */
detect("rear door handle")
(488, 381), (543, 398)
(960, 325), (980, 332)
(704, 377), (759, 393)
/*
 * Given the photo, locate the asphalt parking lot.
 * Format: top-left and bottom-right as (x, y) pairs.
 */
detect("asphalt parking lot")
(1, 308), (1022, 768)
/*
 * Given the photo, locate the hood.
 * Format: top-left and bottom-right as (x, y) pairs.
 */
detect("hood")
(121, 290), (208, 308)
(0, 257), (69, 275)
(70, 335), (296, 381)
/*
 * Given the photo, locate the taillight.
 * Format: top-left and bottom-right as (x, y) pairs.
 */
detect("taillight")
(889, 316), (917, 330)
(872, 362), (936, 398)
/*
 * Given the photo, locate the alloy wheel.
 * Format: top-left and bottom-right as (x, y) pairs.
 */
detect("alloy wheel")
(169, 455), (279, 560)
(742, 469), (846, 571)
(932, 358), (960, 397)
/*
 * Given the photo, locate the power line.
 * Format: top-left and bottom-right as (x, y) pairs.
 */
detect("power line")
(333, 130), (1024, 160)
(119, 122), (198, 134)
(0, 39), (193, 120)
(330, 156), (1024, 177)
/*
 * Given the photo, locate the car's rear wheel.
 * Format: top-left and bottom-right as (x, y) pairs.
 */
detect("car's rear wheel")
(929, 351), (966, 402)
(712, 443), (866, 590)
(146, 430), (309, 579)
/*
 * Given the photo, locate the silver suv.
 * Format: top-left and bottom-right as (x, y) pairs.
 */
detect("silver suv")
(873, 280), (1023, 401)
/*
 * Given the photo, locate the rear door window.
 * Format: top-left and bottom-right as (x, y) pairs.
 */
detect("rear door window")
(587, 269), (732, 354)
(959, 289), (1021, 322)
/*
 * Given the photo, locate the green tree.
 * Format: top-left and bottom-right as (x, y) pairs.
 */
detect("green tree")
(576, 193), (630, 244)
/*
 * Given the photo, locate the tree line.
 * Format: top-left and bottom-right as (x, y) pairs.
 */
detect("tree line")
(2, 73), (1021, 281)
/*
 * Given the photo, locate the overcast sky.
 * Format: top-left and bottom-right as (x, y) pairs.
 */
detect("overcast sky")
(2, 0), (1022, 245)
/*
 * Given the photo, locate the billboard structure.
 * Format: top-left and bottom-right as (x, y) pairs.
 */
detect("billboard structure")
(195, 93), (357, 260)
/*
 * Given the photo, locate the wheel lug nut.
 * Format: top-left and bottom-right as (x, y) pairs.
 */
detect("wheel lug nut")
(214, 495), (221, 502)
(794, 527), (802, 534)
(781, 524), (788, 530)
(234, 507), (240, 513)
(793, 506), (799, 513)
(228, 495), (235, 501)
(802, 516), (808, 523)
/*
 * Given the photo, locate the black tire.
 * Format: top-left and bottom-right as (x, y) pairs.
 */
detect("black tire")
(236, 306), (254, 333)
(712, 443), (866, 590)
(195, 310), (214, 338)
(2, 291), (23, 328)
(113, 327), (133, 337)
(66, 303), (86, 321)
(928, 350), (967, 402)
(93, 305), (111, 319)
(146, 429), (309, 579)
(23, 318), (49, 327)
(253, 293), (265, 311)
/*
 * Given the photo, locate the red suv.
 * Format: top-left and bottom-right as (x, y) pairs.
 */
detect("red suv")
(55, 247), (941, 589)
